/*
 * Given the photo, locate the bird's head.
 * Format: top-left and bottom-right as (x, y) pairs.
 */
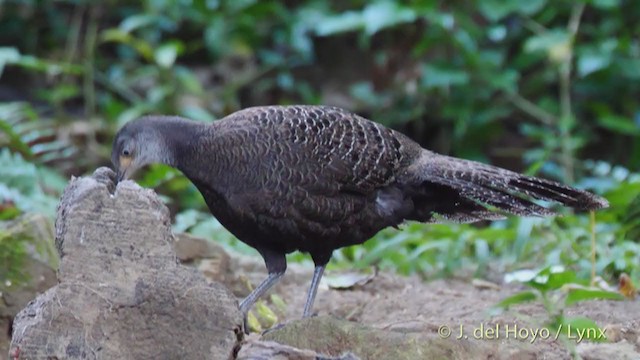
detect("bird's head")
(111, 116), (176, 183)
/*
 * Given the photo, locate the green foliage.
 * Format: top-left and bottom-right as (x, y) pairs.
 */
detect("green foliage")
(0, 148), (62, 287)
(0, 227), (29, 286)
(0, 148), (66, 219)
(0, 100), (69, 288)
(2, 1), (638, 170)
(173, 209), (253, 254)
(493, 265), (624, 353)
(0, 214), (59, 291)
(315, 2), (418, 36)
(1, 0), (638, 315)
(0, 102), (70, 218)
(0, 102), (79, 164)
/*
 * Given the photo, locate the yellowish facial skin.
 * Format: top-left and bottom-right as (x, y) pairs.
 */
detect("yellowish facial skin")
(119, 156), (132, 170)
(117, 155), (133, 182)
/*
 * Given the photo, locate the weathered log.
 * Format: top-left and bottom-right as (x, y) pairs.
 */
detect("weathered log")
(9, 167), (242, 360)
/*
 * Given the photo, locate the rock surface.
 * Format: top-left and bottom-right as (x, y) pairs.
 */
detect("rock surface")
(237, 338), (360, 360)
(9, 167), (242, 359)
(257, 316), (533, 360)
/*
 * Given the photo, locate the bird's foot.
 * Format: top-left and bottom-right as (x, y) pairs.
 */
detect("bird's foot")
(302, 311), (319, 318)
(261, 322), (287, 335)
(242, 314), (250, 335)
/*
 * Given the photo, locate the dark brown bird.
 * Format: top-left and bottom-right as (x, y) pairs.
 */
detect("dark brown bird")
(111, 105), (608, 319)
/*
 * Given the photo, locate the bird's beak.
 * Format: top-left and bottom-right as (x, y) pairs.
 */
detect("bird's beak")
(116, 169), (126, 184)
(115, 156), (133, 184)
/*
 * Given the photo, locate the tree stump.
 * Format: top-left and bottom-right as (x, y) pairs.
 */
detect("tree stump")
(9, 167), (242, 360)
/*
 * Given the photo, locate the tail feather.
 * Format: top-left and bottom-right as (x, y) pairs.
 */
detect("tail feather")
(510, 177), (601, 209)
(430, 175), (556, 217)
(409, 151), (608, 221)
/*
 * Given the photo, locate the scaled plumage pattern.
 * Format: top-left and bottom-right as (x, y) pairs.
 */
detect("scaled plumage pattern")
(111, 105), (608, 320)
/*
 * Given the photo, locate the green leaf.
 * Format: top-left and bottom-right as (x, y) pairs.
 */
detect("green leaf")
(358, 232), (411, 265)
(10, 55), (81, 76)
(270, 294), (287, 313)
(0, 47), (21, 76)
(362, 2), (416, 35)
(101, 29), (154, 60)
(617, 59), (640, 79)
(514, 0), (547, 15)
(120, 14), (157, 33)
(254, 301), (278, 327)
(495, 291), (538, 309)
(577, 53), (611, 77)
(562, 316), (607, 343)
(116, 104), (152, 128)
(0, 149), (60, 218)
(137, 163), (179, 188)
(474, 239), (490, 261)
(315, 12), (364, 36)
(173, 209), (205, 233)
(421, 64), (469, 88)
(154, 41), (184, 68)
(101, 29), (131, 43)
(0, 119), (32, 157)
(487, 25), (507, 42)
(486, 69), (519, 91)
(545, 270), (578, 290)
(479, 0), (546, 22)
(175, 67), (204, 94)
(565, 288), (625, 306)
(315, 1), (416, 36)
(589, 0), (620, 9)
(478, 0), (513, 22)
(38, 83), (80, 104)
(227, 0), (258, 13)
(624, 194), (640, 241)
(524, 30), (570, 54)
(179, 106), (216, 123)
(246, 310), (262, 333)
(204, 19), (229, 57)
(524, 266), (578, 291)
(597, 114), (640, 135)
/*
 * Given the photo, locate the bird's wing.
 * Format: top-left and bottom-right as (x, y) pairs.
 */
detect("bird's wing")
(215, 105), (410, 230)
(238, 105), (406, 193)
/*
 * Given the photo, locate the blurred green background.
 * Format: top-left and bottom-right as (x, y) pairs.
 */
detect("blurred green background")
(1, 0), (639, 289)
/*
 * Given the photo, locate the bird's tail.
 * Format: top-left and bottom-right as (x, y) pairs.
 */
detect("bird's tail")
(406, 151), (608, 223)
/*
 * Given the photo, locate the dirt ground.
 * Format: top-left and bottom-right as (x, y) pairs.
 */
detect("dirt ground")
(9, 174), (635, 359)
(228, 254), (640, 359)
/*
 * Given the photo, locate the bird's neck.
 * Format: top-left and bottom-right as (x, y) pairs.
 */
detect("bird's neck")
(167, 120), (231, 192)
(152, 117), (207, 170)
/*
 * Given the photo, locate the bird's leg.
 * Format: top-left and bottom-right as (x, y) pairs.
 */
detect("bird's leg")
(239, 270), (285, 314)
(302, 264), (326, 318)
(239, 249), (286, 333)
